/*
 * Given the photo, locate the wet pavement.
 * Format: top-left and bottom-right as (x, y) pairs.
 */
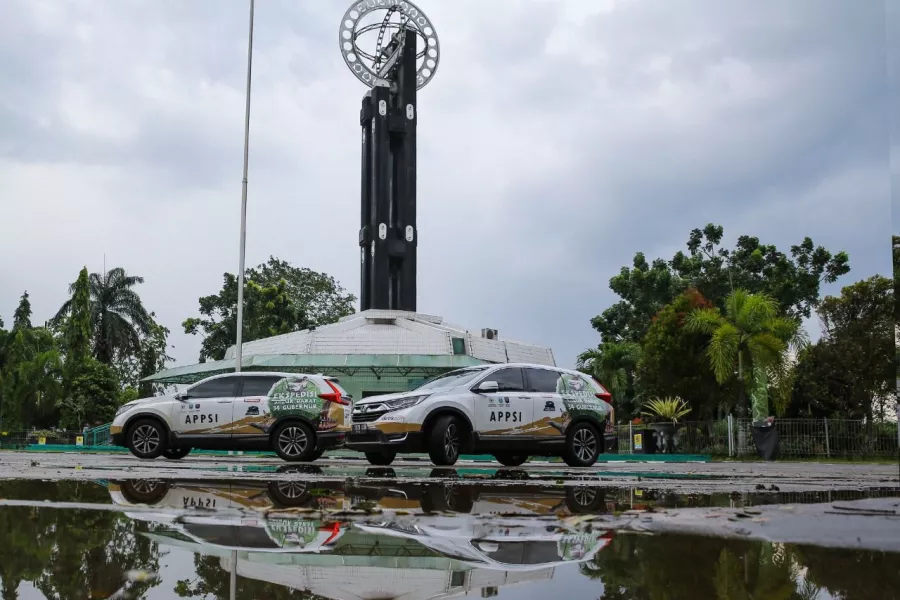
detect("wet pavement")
(0, 455), (898, 598)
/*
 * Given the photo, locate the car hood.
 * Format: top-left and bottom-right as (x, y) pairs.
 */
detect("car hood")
(354, 390), (430, 407)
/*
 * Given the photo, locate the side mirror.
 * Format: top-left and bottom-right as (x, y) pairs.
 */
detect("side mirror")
(175, 392), (189, 402)
(475, 380), (499, 394)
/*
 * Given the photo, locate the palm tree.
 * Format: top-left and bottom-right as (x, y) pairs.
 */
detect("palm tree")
(685, 289), (807, 420)
(54, 267), (153, 365)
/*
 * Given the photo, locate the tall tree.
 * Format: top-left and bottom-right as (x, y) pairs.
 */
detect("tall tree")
(55, 267), (153, 365)
(184, 257), (355, 363)
(62, 267), (93, 370)
(686, 290), (808, 420)
(12, 291), (32, 331)
(792, 276), (895, 420)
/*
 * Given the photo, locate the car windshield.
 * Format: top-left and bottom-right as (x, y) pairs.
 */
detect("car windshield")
(415, 368), (488, 391)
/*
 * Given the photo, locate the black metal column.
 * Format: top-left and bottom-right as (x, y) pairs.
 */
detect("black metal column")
(358, 30), (418, 312)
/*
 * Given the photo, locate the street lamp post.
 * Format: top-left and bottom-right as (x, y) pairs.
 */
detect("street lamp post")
(235, 0), (255, 374)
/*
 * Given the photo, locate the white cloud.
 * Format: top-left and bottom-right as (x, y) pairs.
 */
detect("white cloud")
(0, 0), (891, 370)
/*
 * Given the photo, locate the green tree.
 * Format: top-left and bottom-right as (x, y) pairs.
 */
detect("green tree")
(184, 257), (355, 362)
(636, 289), (732, 419)
(12, 291), (32, 331)
(114, 313), (173, 397)
(62, 267), (93, 370)
(792, 276), (895, 420)
(255, 257), (356, 327)
(54, 267), (153, 365)
(591, 224), (850, 346)
(57, 359), (120, 428)
(686, 290), (807, 420)
(1, 293), (63, 430)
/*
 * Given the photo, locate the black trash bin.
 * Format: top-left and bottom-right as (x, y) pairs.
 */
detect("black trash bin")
(631, 428), (657, 454)
(751, 423), (780, 461)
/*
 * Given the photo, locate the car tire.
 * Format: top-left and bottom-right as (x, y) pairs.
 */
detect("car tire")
(119, 479), (170, 505)
(565, 485), (606, 513)
(365, 451), (396, 466)
(563, 421), (601, 468)
(162, 448), (191, 460)
(127, 418), (167, 460)
(421, 484), (474, 514)
(272, 421), (317, 462)
(428, 415), (464, 466)
(494, 454), (528, 467)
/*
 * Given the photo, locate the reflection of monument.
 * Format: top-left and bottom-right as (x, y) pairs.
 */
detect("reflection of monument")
(339, 0), (441, 312)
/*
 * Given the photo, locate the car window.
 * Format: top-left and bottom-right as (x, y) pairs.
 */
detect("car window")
(525, 368), (562, 393)
(240, 376), (282, 397)
(188, 378), (237, 399)
(486, 368), (525, 393)
(416, 368), (489, 391)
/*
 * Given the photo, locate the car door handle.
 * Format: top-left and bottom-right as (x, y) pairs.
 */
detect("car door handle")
(217, 400), (231, 404)
(517, 396), (529, 400)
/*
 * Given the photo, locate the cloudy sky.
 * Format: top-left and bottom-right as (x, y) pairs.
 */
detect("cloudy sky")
(1, 0), (895, 370)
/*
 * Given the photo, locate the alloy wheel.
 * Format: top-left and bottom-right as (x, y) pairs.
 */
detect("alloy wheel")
(573, 427), (597, 462)
(278, 426), (308, 458)
(444, 424), (459, 459)
(133, 425), (160, 456)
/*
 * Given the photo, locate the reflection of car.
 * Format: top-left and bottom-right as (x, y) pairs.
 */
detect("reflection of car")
(355, 516), (614, 572)
(109, 372), (352, 461)
(108, 477), (348, 511)
(106, 475), (608, 518)
(347, 477), (609, 515)
(346, 363), (613, 467)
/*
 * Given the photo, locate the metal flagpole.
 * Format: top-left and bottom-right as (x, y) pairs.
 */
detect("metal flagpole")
(235, 0), (255, 374)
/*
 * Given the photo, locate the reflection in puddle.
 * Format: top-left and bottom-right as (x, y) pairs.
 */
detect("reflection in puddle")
(0, 477), (897, 599)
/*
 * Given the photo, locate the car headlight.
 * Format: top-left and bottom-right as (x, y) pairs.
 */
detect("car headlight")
(383, 395), (429, 411)
(116, 402), (138, 417)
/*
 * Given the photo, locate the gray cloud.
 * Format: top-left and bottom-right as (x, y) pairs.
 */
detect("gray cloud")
(0, 0), (892, 370)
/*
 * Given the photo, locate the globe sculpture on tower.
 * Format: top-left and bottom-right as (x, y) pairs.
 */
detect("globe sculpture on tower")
(338, 0), (441, 312)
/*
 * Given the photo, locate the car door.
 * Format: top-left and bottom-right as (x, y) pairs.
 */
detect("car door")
(232, 375), (283, 439)
(474, 367), (534, 437)
(174, 377), (238, 437)
(523, 367), (566, 438)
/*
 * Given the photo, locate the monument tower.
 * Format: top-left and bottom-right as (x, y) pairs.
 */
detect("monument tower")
(338, 1), (440, 312)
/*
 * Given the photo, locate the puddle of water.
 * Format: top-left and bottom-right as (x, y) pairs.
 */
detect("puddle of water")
(0, 478), (898, 599)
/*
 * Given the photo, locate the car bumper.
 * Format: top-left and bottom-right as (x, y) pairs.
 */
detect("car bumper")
(345, 430), (423, 453)
(316, 430), (347, 450)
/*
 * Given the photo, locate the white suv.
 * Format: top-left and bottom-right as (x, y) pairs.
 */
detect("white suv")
(345, 363), (614, 467)
(110, 372), (352, 462)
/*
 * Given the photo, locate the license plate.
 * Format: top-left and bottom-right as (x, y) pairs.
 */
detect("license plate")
(352, 424), (368, 434)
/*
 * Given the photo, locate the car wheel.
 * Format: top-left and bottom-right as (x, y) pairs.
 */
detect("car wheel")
(162, 447), (191, 460)
(494, 453), (528, 467)
(421, 484), (474, 514)
(272, 421), (317, 462)
(119, 479), (170, 505)
(365, 451), (396, 466)
(127, 418), (167, 459)
(563, 421), (601, 467)
(428, 415), (464, 466)
(565, 485), (606, 513)
(268, 479), (312, 508)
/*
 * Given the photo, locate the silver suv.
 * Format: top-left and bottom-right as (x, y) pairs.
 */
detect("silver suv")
(345, 363), (614, 467)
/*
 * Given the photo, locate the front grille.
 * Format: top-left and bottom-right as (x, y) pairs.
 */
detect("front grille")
(351, 412), (383, 423)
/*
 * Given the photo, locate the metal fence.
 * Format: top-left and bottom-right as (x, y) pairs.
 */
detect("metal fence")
(614, 416), (900, 459)
(0, 425), (112, 449)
